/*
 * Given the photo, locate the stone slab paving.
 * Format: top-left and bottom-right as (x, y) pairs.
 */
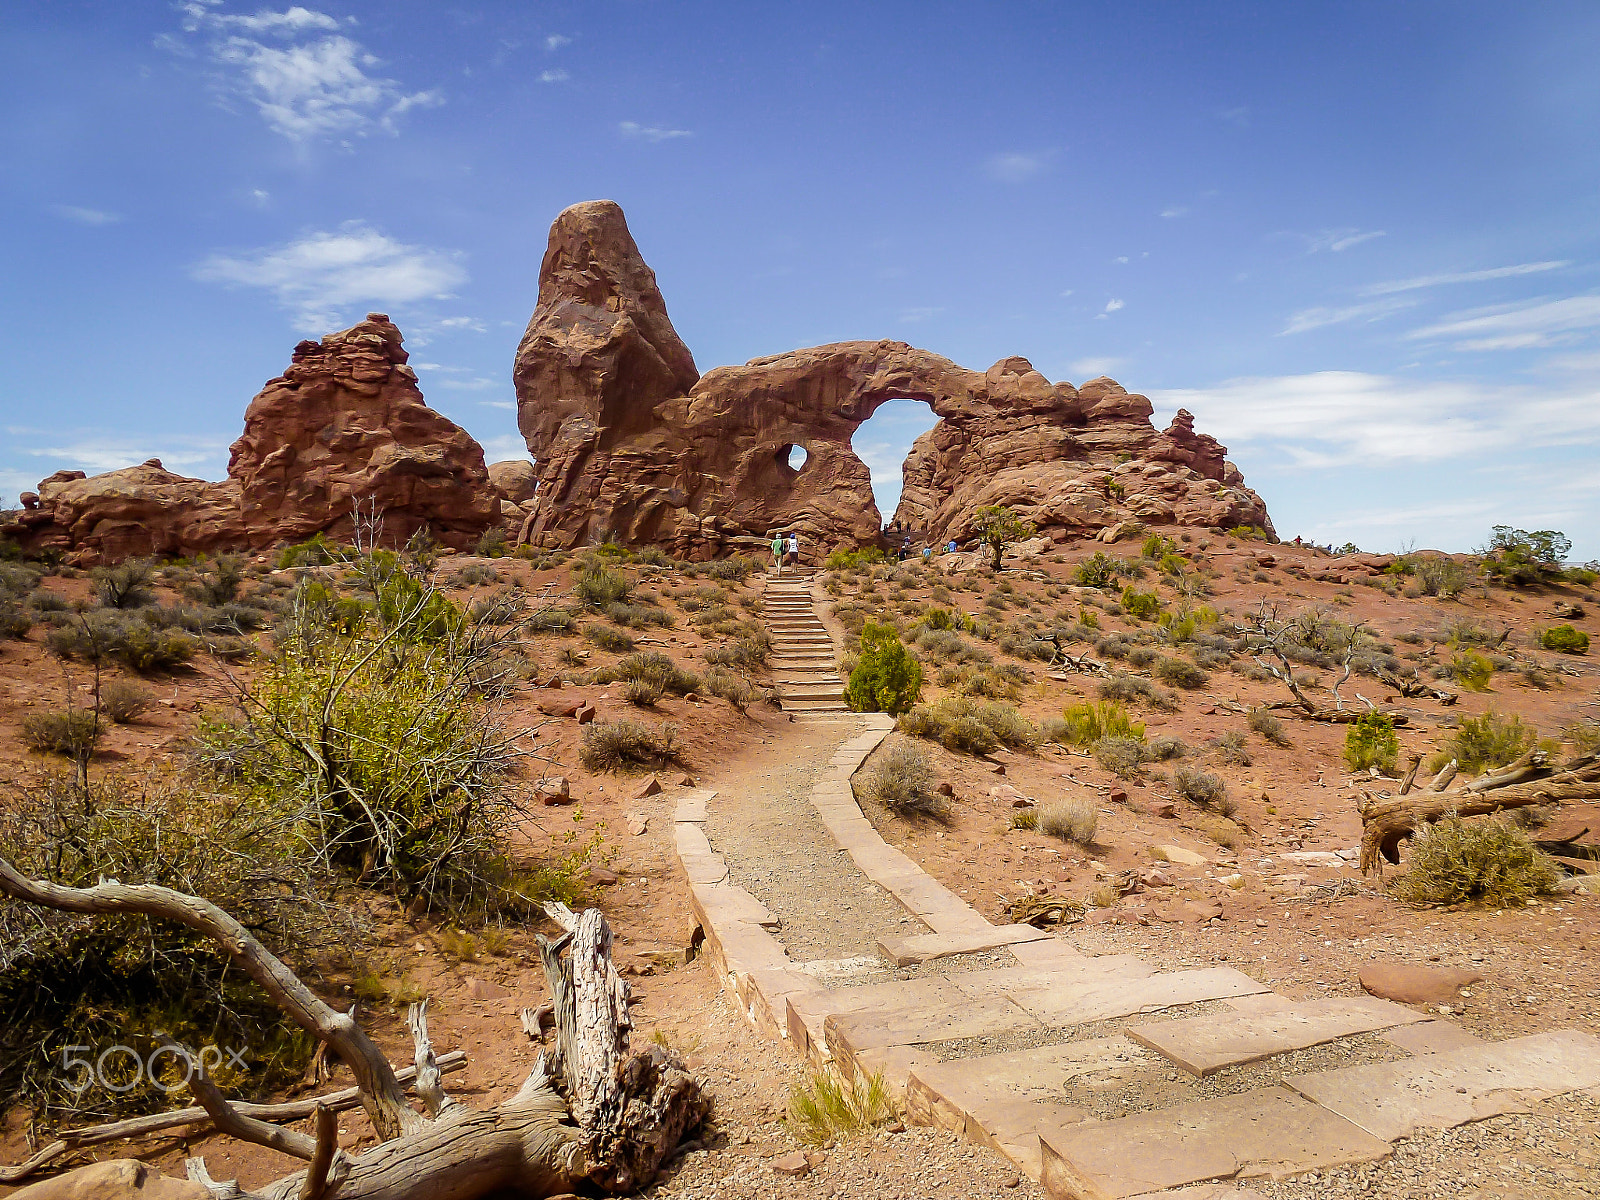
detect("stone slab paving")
(1126, 997), (1429, 1077)
(1286, 1029), (1600, 1142)
(761, 571), (848, 713)
(1037, 1086), (1393, 1199)
(669, 605), (1600, 1199)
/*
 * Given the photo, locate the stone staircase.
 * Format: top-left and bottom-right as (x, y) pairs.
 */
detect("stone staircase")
(761, 569), (848, 714)
(675, 716), (1600, 1200)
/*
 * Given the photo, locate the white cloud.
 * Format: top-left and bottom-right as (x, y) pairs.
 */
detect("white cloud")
(1113, 256), (1129, 264)
(52, 205), (122, 225)
(1150, 370), (1600, 469)
(1280, 296), (1417, 335)
(1159, 206), (1188, 219)
(172, 1), (441, 141)
(1058, 289), (1075, 298)
(619, 121), (692, 142)
(984, 151), (1050, 183)
(15, 433), (230, 477)
(1103, 299), (1124, 313)
(899, 306), (943, 323)
(478, 400), (516, 410)
(1307, 228), (1386, 253)
(1405, 294), (1600, 351)
(1070, 357), (1124, 377)
(545, 34), (571, 50)
(539, 69), (569, 83)
(192, 221), (467, 330)
(479, 434), (531, 462)
(1362, 260), (1570, 296)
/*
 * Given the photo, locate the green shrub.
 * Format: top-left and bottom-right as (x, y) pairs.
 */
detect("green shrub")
(846, 621), (924, 715)
(375, 572), (463, 642)
(1074, 551), (1123, 590)
(624, 676), (665, 706)
(1451, 650), (1495, 691)
(575, 561), (631, 610)
(1098, 672), (1179, 712)
(1119, 587), (1161, 620)
(824, 548), (885, 570)
(579, 719), (683, 772)
(1154, 656), (1209, 689)
(188, 555), (245, 606)
(1393, 814), (1561, 906)
(853, 738), (944, 817)
(526, 605), (577, 634)
(1093, 736), (1148, 779)
(594, 652), (703, 696)
(276, 532), (342, 568)
(585, 623), (636, 653)
(1540, 624), (1589, 654)
(1481, 526), (1570, 587)
(474, 526), (508, 558)
(897, 696), (1034, 755)
(1344, 710), (1400, 773)
(115, 623), (200, 672)
(21, 708), (101, 757)
(0, 599), (32, 638)
(1149, 735), (1188, 761)
(1439, 709), (1535, 775)
(1058, 700), (1145, 747)
(1038, 797), (1098, 845)
(94, 558), (156, 609)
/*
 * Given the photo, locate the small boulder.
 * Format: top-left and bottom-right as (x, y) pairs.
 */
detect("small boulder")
(587, 867), (619, 887)
(576, 704), (597, 724)
(537, 697), (582, 718)
(990, 784), (1029, 806)
(1154, 844), (1208, 866)
(8, 1160), (208, 1199)
(627, 816), (649, 837)
(1359, 962), (1483, 1006)
(770, 1151), (811, 1178)
(633, 775), (663, 799)
(463, 976), (511, 1001)
(536, 776), (573, 805)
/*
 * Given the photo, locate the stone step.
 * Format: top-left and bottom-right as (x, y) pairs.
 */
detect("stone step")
(877, 923), (1052, 967)
(1286, 1028), (1600, 1143)
(1037, 1086), (1392, 1200)
(1125, 996), (1429, 1077)
(784, 698), (850, 712)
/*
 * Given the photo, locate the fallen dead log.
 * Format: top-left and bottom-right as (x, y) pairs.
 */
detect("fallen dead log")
(1359, 756), (1600, 875)
(1376, 667), (1458, 705)
(0, 859), (706, 1200)
(1263, 701), (1410, 726)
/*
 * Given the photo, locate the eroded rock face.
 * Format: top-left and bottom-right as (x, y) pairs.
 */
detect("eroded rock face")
(230, 314), (495, 549)
(513, 202), (1273, 555)
(3, 460), (242, 565)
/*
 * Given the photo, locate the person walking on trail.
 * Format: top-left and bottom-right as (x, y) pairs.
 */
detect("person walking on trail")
(771, 531), (785, 575)
(785, 532), (800, 567)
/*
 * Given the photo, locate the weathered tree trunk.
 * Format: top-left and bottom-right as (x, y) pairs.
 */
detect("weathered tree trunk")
(0, 861), (706, 1199)
(1358, 756), (1600, 874)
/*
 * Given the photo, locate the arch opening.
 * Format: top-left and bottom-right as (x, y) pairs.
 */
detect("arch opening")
(784, 443), (808, 471)
(848, 397), (941, 539)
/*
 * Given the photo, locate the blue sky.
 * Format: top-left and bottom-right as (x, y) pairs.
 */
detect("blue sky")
(3, 1), (1598, 559)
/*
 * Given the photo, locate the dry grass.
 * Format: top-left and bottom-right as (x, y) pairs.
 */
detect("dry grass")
(579, 719), (683, 772)
(854, 737), (945, 817)
(1393, 814), (1561, 906)
(1038, 797), (1099, 846)
(787, 1065), (895, 1145)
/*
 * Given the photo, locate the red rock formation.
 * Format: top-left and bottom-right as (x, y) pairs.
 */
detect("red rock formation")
(513, 202), (1273, 556)
(229, 314), (495, 549)
(3, 460), (242, 565)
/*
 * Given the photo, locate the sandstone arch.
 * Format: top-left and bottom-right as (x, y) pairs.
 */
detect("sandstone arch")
(514, 200), (1273, 558)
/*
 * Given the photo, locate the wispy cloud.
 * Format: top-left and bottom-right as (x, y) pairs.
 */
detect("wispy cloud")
(53, 205), (122, 225)
(539, 69), (568, 83)
(1307, 228), (1386, 253)
(170, 1), (441, 141)
(984, 151), (1051, 183)
(545, 34), (571, 50)
(1363, 260), (1570, 296)
(1280, 295), (1417, 335)
(1150, 370), (1600, 468)
(1159, 206), (1188, 219)
(1406, 294), (1600, 351)
(15, 433), (231, 477)
(1103, 299), (1124, 313)
(477, 400), (516, 411)
(619, 121), (692, 142)
(192, 221), (467, 330)
(1070, 357), (1124, 377)
(899, 306), (943, 323)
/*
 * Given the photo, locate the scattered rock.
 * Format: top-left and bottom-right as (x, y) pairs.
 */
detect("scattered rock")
(770, 1152), (811, 1178)
(576, 704), (597, 724)
(586, 867), (619, 887)
(1359, 962), (1484, 1006)
(677, 773), (697, 786)
(936, 780), (955, 797)
(989, 762), (1007, 776)
(990, 784), (1029, 806)
(463, 976), (511, 1001)
(543, 676), (565, 689)
(537, 697), (583, 718)
(1108, 786), (1128, 803)
(7, 1160), (209, 1199)
(633, 775), (663, 799)
(1154, 844), (1208, 866)
(536, 776), (573, 805)
(627, 816), (649, 837)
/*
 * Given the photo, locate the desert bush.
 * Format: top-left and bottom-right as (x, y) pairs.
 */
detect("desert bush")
(1451, 650), (1495, 691)
(27, 589), (68, 613)
(0, 773), (329, 1124)
(787, 1065), (895, 1145)
(186, 555), (246, 606)
(1057, 700), (1145, 747)
(1148, 735), (1188, 761)
(21, 708), (101, 757)
(1393, 814), (1561, 906)
(1481, 526), (1569, 587)
(1196, 813), (1244, 849)
(526, 605), (577, 634)
(1341, 710), (1399, 774)
(853, 738), (944, 817)
(1125, 645), (1158, 668)
(1173, 765), (1232, 813)
(99, 679), (151, 724)
(898, 696), (1035, 754)
(1074, 551), (1124, 589)
(457, 562), (500, 586)
(701, 666), (768, 712)
(93, 558), (156, 609)
(1439, 709), (1535, 775)
(1040, 716), (1070, 744)
(1211, 730), (1252, 766)
(705, 630), (772, 671)
(1540, 624), (1589, 654)
(706, 555), (756, 581)
(1119, 587), (1160, 620)
(624, 676), (665, 706)
(1248, 709), (1290, 745)
(276, 532), (342, 568)
(579, 719), (683, 772)
(1038, 796), (1098, 845)
(584, 623), (636, 653)
(1562, 722), (1600, 757)
(1193, 647), (1231, 670)
(845, 621), (924, 715)
(601, 651), (702, 696)
(575, 561), (631, 609)
(1099, 673), (1180, 711)
(604, 601), (674, 629)
(1154, 656), (1209, 689)
(1093, 736), (1148, 779)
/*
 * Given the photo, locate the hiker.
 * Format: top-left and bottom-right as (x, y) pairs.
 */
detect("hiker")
(921, 544), (933, 563)
(785, 531), (800, 567)
(771, 530), (785, 575)
(898, 536), (911, 562)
